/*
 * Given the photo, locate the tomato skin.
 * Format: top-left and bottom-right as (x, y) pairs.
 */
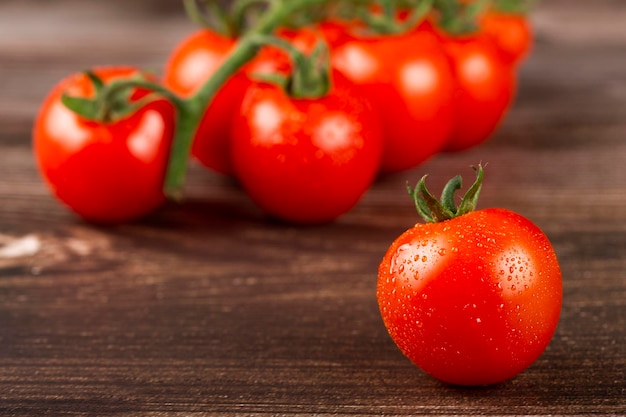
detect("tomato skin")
(231, 72), (383, 224)
(33, 67), (175, 224)
(480, 12), (533, 65)
(438, 31), (516, 152)
(328, 27), (455, 173)
(377, 208), (562, 386)
(164, 30), (250, 176)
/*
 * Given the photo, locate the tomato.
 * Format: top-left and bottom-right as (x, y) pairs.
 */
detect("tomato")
(164, 29), (250, 176)
(33, 67), (175, 224)
(230, 71), (383, 223)
(480, 12), (532, 65)
(327, 24), (455, 173)
(436, 29), (516, 152)
(377, 168), (562, 386)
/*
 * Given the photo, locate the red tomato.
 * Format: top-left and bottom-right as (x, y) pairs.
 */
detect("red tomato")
(480, 12), (533, 65)
(327, 25), (455, 173)
(437, 29), (516, 152)
(231, 71), (383, 224)
(164, 30), (250, 176)
(33, 67), (175, 224)
(377, 171), (562, 386)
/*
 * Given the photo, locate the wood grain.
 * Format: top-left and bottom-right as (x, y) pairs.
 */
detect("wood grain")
(0, 0), (624, 415)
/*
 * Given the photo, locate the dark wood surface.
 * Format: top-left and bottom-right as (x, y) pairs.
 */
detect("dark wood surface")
(1, 1), (624, 415)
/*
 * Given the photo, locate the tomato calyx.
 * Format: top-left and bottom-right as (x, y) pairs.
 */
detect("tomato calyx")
(492, 0), (535, 14)
(432, 0), (490, 35)
(408, 164), (484, 223)
(61, 71), (147, 123)
(61, 70), (184, 124)
(355, 0), (434, 35)
(183, 0), (270, 37)
(249, 34), (331, 99)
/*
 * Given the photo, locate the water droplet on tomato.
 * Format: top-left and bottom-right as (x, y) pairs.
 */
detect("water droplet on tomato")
(422, 256), (428, 262)
(438, 248), (446, 256)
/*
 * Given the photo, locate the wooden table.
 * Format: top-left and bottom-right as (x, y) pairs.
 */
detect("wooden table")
(1, 1), (624, 415)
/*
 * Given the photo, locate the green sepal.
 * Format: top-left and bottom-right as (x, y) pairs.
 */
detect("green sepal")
(60, 70), (105, 120)
(456, 164), (483, 216)
(408, 164), (484, 223)
(441, 174), (462, 214)
(60, 95), (100, 120)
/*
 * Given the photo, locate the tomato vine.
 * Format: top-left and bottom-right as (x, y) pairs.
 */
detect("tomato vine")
(42, 0), (536, 223)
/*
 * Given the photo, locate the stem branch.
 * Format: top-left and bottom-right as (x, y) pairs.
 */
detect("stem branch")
(162, 0), (335, 198)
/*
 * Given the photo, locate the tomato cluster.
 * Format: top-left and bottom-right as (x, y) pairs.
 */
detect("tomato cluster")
(32, 0), (561, 388)
(33, 0), (533, 224)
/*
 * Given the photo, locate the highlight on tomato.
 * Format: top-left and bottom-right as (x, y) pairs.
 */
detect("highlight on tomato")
(377, 165), (562, 386)
(33, 67), (176, 224)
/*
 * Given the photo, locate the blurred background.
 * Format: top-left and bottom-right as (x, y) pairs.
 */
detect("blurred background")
(1, 0), (625, 142)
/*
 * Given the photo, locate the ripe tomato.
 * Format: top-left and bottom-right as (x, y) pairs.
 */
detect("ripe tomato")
(327, 24), (455, 173)
(377, 168), (562, 386)
(480, 12), (533, 65)
(164, 29), (250, 176)
(437, 29), (516, 152)
(33, 67), (175, 224)
(231, 71), (383, 224)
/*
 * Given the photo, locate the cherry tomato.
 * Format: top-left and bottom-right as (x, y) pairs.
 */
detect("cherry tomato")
(230, 71), (384, 224)
(33, 67), (175, 224)
(164, 29), (250, 176)
(437, 29), (516, 152)
(480, 11), (533, 65)
(377, 169), (562, 386)
(327, 24), (455, 173)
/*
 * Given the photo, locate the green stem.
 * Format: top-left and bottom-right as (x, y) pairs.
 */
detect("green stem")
(162, 0), (335, 198)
